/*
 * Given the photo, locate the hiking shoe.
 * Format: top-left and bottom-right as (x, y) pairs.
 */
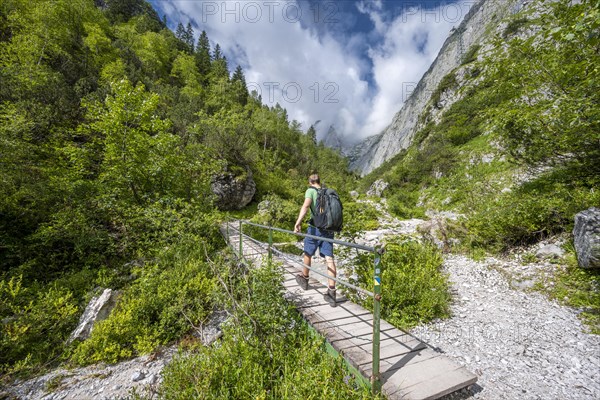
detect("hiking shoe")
(295, 273), (309, 291)
(324, 288), (337, 307)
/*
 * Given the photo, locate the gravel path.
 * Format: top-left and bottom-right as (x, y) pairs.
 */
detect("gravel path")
(414, 254), (600, 400)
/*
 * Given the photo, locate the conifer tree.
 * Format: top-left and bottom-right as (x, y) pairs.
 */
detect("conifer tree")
(184, 22), (194, 53)
(175, 22), (185, 41)
(212, 43), (223, 61)
(232, 65), (249, 105)
(105, 0), (144, 23)
(195, 30), (212, 79)
(307, 125), (317, 145)
(211, 44), (229, 79)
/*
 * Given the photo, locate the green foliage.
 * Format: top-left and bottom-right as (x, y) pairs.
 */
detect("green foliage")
(349, 239), (450, 329)
(0, 274), (81, 377)
(546, 253), (600, 334)
(364, 0), (599, 264)
(0, 0), (354, 377)
(71, 245), (217, 365)
(488, 0), (600, 180)
(341, 201), (380, 238)
(387, 189), (426, 219)
(253, 193), (299, 229)
(502, 17), (530, 38)
(463, 172), (600, 251)
(430, 72), (457, 108)
(461, 44), (481, 65)
(159, 260), (373, 399)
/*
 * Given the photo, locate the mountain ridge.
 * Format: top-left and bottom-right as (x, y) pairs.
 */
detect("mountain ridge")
(349, 0), (524, 175)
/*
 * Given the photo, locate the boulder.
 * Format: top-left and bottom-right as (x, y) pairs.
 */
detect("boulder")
(68, 288), (119, 343)
(366, 179), (388, 197)
(211, 166), (256, 211)
(573, 207), (600, 269)
(418, 218), (450, 251)
(535, 244), (564, 260)
(257, 199), (271, 215)
(349, 190), (359, 199)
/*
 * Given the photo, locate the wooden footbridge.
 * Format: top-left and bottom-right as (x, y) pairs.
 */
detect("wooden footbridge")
(221, 220), (477, 399)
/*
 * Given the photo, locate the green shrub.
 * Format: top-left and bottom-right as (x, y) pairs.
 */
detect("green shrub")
(342, 201), (380, 237)
(71, 248), (216, 365)
(430, 72), (457, 108)
(461, 44), (481, 65)
(159, 260), (373, 399)
(0, 275), (80, 377)
(549, 251), (600, 334)
(502, 17), (530, 38)
(349, 239), (450, 329)
(464, 172), (600, 251)
(387, 188), (426, 219)
(252, 193), (298, 229)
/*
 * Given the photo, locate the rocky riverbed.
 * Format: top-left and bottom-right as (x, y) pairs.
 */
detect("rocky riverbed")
(419, 254), (600, 400)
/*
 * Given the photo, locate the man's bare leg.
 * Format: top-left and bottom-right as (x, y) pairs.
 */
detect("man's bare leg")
(303, 253), (311, 278)
(295, 253), (311, 290)
(325, 256), (336, 288)
(323, 256), (337, 307)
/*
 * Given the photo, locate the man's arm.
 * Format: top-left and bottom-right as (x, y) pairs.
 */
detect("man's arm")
(294, 197), (312, 232)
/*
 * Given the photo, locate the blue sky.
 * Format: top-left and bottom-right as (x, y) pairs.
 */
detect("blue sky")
(148, 0), (474, 142)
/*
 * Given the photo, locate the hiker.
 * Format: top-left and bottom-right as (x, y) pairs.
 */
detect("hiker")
(294, 173), (337, 306)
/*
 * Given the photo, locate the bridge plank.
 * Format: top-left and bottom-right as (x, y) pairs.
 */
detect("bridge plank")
(221, 222), (477, 399)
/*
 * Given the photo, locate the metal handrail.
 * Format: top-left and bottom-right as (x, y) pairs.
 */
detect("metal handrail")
(241, 220), (377, 252)
(228, 222), (376, 297)
(225, 218), (384, 394)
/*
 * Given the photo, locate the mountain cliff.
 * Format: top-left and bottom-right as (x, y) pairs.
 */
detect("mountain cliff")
(350, 0), (523, 175)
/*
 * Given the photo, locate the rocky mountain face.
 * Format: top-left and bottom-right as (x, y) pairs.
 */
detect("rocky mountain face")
(350, 0), (524, 175)
(321, 125), (346, 155)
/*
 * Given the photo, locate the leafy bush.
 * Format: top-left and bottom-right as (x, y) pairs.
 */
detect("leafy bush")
(0, 275), (81, 377)
(489, 0), (600, 181)
(349, 239), (450, 329)
(502, 17), (530, 38)
(342, 201), (381, 238)
(547, 251), (600, 334)
(430, 72), (457, 108)
(71, 248), (216, 365)
(253, 193), (299, 229)
(385, 184), (425, 219)
(463, 172), (600, 251)
(461, 44), (481, 65)
(159, 260), (373, 399)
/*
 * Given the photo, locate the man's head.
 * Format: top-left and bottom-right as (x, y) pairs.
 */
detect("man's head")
(309, 174), (320, 185)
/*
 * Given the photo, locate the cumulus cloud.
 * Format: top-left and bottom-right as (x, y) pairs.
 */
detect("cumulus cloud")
(152, 0), (469, 143)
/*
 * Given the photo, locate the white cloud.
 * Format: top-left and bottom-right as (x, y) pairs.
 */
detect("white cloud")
(157, 1), (467, 143)
(359, 3), (460, 138)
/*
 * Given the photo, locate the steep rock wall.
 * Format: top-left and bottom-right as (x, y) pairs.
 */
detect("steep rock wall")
(350, 0), (522, 175)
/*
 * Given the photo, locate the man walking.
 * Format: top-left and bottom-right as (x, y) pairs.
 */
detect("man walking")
(294, 174), (337, 306)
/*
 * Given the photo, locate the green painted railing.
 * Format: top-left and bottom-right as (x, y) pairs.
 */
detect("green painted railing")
(225, 219), (385, 395)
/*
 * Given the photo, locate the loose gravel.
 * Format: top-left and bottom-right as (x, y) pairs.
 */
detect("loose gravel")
(417, 254), (600, 400)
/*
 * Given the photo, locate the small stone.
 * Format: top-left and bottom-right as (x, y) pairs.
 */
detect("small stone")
(131, 371), (146, 382)
(112, 385), (122, 390)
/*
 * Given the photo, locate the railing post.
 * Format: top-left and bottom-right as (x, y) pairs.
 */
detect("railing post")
(372, 247), (383, 395)
(239, 220), (243, 260)
(268, 226), (273, 262)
